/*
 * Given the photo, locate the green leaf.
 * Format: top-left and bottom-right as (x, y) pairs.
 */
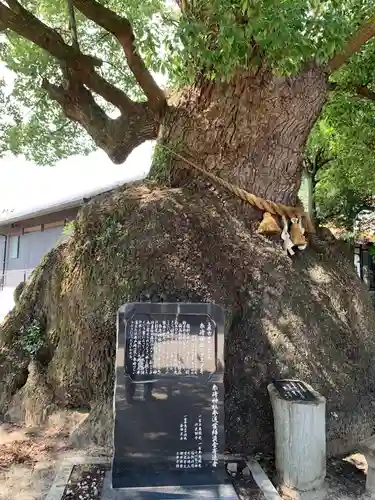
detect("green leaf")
(1, 0), (375, 166)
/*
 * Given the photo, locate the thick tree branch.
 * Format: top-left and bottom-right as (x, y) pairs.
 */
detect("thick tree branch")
(0, 0), (161, 163)
(42, 77), (160, 164)
(327, 15), (375, 73)
(67, 62), (137, 112)
(72, 0), (166, 112)
(355, 84), (375, 102)
(0, 0), (100, 68)
(67, 0), (80, 51)
(328, 81), (375, 103)
(0, 0), (138, 113)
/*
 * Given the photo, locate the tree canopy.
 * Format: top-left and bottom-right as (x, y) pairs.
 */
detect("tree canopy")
(307, 81), (375, 229)
(1, 0), (375, 179)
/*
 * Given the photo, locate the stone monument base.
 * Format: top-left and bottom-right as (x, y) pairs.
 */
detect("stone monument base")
(101, 471), (238, 499)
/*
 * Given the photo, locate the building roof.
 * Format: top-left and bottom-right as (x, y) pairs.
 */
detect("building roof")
(0, 173), (142, 227)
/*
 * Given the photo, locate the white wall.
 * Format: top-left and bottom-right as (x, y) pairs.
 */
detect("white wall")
(3, 225), (64, 287)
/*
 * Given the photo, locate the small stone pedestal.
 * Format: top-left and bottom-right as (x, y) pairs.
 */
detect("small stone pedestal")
(358, 435), (375, 498)
(268, 380), (326, 500)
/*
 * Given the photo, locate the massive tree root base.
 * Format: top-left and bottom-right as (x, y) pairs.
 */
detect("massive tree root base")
(1, 182), (374, 456)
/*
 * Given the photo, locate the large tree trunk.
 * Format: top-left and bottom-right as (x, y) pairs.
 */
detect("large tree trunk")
(2, 66), (375, 462)
(155, 65), (327, 206)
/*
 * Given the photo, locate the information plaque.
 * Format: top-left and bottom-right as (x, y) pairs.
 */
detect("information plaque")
(273, 379), (319, 402)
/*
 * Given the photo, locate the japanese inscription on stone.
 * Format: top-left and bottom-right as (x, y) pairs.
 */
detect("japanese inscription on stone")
(112, 302), (225, 490)
(126, 317), (215, 377)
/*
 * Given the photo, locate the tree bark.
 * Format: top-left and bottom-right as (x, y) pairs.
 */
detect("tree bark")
(156, 65), (328, 206)
(42, 77), (159, 164)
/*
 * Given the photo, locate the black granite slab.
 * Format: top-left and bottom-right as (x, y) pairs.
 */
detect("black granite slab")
(273, 379), (318, 402)
(112, 302), (227, 491)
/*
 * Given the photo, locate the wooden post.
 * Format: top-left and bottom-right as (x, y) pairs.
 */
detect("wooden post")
(268, 380), (326, 499)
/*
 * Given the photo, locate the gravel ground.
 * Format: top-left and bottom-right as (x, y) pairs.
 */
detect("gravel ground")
(61, 464), (110, 500)
(226, 459), (267, 500)
(324, 455), (366, 499)
(232, 467), (267, 500)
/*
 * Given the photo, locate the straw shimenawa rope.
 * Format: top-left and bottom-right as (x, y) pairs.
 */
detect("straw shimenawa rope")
(163, 146), (315, 234)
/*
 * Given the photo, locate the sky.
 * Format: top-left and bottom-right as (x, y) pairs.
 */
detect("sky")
(0, 142), (154, 212)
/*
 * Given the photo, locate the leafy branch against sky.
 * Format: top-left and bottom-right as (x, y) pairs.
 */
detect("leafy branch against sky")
(1, 0), (375, 168)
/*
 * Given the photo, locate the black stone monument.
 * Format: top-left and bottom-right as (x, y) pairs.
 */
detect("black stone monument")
(110, 302), (237, 499)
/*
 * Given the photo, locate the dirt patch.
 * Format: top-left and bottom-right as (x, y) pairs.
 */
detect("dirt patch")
(324, 455), (366, 499)
(0, 464), (55, 500)
(0, 412), (77, 471)
(0, 410), (109, 500)
(259, 452), (367, 500)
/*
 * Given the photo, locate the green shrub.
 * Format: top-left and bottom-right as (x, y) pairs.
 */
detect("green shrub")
(20, 319), (45, 358)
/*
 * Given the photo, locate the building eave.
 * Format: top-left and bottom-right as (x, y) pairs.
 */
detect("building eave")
(0, 174), (141, 229)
